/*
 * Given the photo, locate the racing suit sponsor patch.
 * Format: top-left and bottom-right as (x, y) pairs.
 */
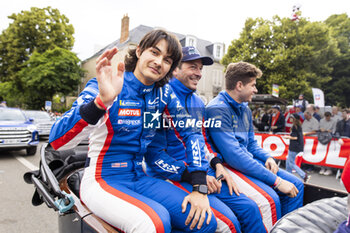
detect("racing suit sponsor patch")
(155, 159), (180, 174)
(191, 139), (202, 166)
(118, 109), (141, 116)
(117, 119), (141, 126)
(119, 100), (142, 107)
(111, 162), (128, 168)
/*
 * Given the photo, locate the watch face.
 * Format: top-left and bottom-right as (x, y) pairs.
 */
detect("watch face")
(198, 185), (208, 194)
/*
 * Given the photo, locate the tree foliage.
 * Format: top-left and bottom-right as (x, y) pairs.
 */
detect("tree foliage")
(324, 14), (350, 106)
(222, 14), (348, 106)
(18, 47), (84, 109)
(0, 7), (78, 108)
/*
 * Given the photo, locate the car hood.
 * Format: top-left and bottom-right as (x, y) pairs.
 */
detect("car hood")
(0, 120), (31, 127)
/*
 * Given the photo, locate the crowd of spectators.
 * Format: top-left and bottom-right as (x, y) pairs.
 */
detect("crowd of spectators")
(252, 95), (350, 177)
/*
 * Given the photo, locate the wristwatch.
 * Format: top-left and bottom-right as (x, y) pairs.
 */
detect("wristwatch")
(192, 185), (208, 194)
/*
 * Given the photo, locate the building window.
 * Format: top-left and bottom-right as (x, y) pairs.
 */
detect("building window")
(213, 43), (224, 60)
(216, 45), (221, 58)
(186, 36), (197, 47)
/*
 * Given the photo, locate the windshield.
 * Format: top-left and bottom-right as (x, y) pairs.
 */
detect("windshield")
(25, 111), (51, 120)
(0, 108), (27, 121)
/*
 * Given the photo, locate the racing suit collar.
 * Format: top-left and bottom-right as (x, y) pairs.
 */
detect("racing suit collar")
(125, 71), (155, 95)
(169, 77), (195, 96)
(221, 91), (248, 115)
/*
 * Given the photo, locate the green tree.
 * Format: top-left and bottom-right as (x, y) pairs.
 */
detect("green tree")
(324, 14), (350, 107)
(222, 15), (339, 103)
(18, 47), (84, 109)
(0, 7), (74, 105)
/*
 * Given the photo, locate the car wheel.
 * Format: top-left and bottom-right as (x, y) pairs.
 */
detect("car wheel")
(26, 146), (37, 156)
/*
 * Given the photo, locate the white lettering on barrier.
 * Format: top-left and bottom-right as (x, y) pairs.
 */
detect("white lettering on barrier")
(303, 138), (327, 163)
(255, 135), (262, 148)
(326, 140), (345, 166)
(262, 136), (286, 158)
(255, 133), (348, 168)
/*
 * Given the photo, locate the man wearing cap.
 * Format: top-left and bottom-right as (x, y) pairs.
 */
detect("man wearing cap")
(145, 46), (266, 233)
(269, 105), (285, 133)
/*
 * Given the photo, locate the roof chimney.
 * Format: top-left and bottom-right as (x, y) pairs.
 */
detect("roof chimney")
(120, 14), (129, 44)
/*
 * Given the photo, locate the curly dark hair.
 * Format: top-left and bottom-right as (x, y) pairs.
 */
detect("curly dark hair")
(124, 29), (182, 87)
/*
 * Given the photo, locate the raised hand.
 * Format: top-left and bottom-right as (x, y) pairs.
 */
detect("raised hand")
(96, 47), (125, 107)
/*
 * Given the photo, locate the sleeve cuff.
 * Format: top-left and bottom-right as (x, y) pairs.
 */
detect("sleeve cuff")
(190, 171), (207, 186)
(210, 157), (222, 170)
(79, 99), (106, 125)
(181, 168), (192, 183)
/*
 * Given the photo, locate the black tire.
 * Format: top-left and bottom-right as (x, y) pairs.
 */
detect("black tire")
(26, 146), (37, 156)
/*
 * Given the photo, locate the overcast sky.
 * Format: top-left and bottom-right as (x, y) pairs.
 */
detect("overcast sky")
(1, 0), (349, 61)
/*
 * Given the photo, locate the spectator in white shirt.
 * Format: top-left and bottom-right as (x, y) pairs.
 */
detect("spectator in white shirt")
(319, 111), (337, 176)
(302, 111), (320, 136)
(320, 112), (337, 134)
(332, 106), (342, 123)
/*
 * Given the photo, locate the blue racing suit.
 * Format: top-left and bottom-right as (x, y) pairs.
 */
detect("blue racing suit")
(146, 78), (266, 233)
(49, 72), (216, 233)
(206, 91), (304, 221)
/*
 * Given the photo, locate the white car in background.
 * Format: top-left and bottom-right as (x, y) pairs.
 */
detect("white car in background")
(24, 110), (55, 137)
(0, 107), (39, 155)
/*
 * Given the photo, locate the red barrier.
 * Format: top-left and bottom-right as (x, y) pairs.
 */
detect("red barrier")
(255, 133), (350, 169)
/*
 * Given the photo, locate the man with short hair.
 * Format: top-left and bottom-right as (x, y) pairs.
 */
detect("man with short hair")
(332, 106), (342, 123)
(319, 111), (337, 175)
(335, 109), (350, 145)
(146, 46), (266, 233)
(307, 104), (321, 121)
(320, 111), (337, 134)
(302, 111), (320, 136)
(301, 111), (319, 173)
(206, 62), (304, 228)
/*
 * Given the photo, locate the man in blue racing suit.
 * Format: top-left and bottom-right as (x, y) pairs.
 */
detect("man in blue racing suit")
(205, 62), (304, 228)
(49, 30), (217, 233)
(145, 46), (266, 233)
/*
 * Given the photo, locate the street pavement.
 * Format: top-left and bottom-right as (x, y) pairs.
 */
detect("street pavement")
(305, 168), (346, 192)
(0, 139), (58, 233)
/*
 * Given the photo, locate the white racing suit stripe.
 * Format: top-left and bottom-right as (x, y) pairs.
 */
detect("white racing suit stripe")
(224, 165), (275, 231)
